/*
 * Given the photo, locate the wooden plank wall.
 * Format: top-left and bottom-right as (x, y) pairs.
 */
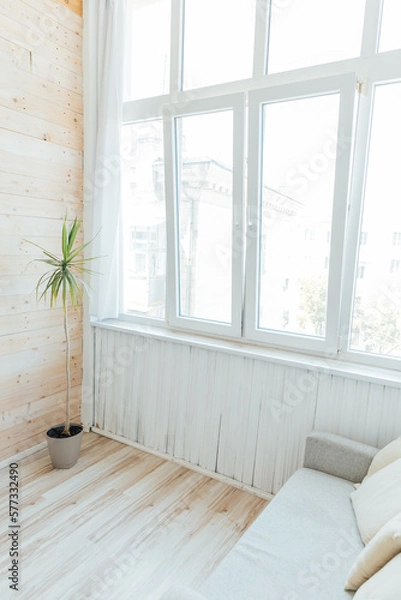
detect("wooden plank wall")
(0, 0), (83, 460)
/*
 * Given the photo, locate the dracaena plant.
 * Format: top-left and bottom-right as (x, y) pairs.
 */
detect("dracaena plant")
(27, 216), (97, 436)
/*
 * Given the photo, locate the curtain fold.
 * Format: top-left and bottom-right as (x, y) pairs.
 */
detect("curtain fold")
(85, 0), (128, 320)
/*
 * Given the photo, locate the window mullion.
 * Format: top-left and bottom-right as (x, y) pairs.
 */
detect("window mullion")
(361, 0), (384, 57)
(253, 0), (270, 78)
(170, 0), (184, 93)
(164, 114), (180, 325)
(338, 85), (375, 357)
(243, 96), (262, 339)
(325, 78), (358, 354)
(231, 96), (247, 335)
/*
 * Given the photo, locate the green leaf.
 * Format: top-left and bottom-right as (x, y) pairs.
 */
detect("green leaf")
(61, 218), (68, 259)
(68, 217), (81, 250)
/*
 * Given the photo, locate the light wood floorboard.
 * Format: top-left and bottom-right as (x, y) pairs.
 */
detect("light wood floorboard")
(0, 432), (267, 600)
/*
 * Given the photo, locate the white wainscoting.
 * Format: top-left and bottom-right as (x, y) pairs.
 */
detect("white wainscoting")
(93, 325), (401, 495)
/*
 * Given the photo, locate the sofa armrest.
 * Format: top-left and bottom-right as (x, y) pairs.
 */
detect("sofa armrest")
(304, 431), (378, 483)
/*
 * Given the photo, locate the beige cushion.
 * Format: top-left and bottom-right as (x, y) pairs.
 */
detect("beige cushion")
(365, 437), (401, 480)
(345, 512), (401, 590)
(354, 553), (401, 599)
(351, 458), (401, 544)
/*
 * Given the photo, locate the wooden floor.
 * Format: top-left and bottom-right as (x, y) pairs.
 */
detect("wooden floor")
(0, 433), (267, 600)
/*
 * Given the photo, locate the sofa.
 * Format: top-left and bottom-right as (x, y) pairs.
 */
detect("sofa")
(162, 431), (381, 600)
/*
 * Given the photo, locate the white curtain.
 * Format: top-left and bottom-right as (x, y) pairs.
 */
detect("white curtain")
(84, 0), (128, 320)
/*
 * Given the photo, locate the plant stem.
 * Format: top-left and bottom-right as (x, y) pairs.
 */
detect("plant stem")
(63, 307), (71, 436)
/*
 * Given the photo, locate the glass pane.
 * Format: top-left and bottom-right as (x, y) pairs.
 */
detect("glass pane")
(183, 0), (256, 90)
(125, 0), (171, 100)
(351, 82), (401, 358)
(121, 120), (166, 317)
(176, 111), (233, 323)
(379, 0), (401, 52)
(267, 0), (365, 74)
(258, 93), (340, 337)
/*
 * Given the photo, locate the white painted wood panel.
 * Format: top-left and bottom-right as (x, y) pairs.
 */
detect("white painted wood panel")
(93, 327), (401, 495)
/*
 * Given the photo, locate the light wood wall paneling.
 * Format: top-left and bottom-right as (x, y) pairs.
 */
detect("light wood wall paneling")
(0, 128), (82, 168)
(1, 63), (83, 114)
(0, 84), (83, 132)
(0, 339), (82, 382)
(0, 399), (81, 457)
(0, 306), (79, 332)
(0, 105), (83, 151)
(0, 0), (83, 458)
(31, 51), (83, 93)
(0, 322), (82, 356)
(0, 36), (31, 69)
(2, 213), (83, 238)
(0, 12), (82, 75)
(0, 0), (82, 56)
(22, 0), (83, 32)
(0, 197), (82, 222)
(0, 149), (82, 182)
(0, 170), (82, 201)
(94, 328), (401, 496)
(54, 0), (82, 17)
(1, 386), (81, 432)
(1, 367), (82, 411)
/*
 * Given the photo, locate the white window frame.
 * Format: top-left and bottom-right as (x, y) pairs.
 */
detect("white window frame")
(339, 55), (401, 369)
(244, 74), (357, 355)
(164, 94), (245, 338)
(119, 0), (401, 371)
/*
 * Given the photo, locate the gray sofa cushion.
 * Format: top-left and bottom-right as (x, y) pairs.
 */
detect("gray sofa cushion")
(198, 468), (364, 600)
(304, 432), (378, 483)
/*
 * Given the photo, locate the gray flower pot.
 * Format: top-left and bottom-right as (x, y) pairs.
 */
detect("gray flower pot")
(46, 423), (84, 469)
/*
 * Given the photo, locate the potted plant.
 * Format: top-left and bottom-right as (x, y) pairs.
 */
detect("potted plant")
(27, 216), (96, 468)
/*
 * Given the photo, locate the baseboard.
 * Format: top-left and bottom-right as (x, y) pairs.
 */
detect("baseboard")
(91, 426), (273, 501)
(0, 441), (47, 470)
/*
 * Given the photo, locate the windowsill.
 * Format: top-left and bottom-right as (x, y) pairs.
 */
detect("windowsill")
(91, 317), (401, 388)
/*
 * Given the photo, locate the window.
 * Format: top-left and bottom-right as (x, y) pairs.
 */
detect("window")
(125, 0), (171, 100)
(379, 0), (401, 53)
(267, 0), (366, 74)
(348, 80), (401, 361)
(249, 86), (345, 342)
(176, 110), (234, 323)
(121, 120), (166, 318)
(182, 0), (256, 89)
(122, 0), (401, 370)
